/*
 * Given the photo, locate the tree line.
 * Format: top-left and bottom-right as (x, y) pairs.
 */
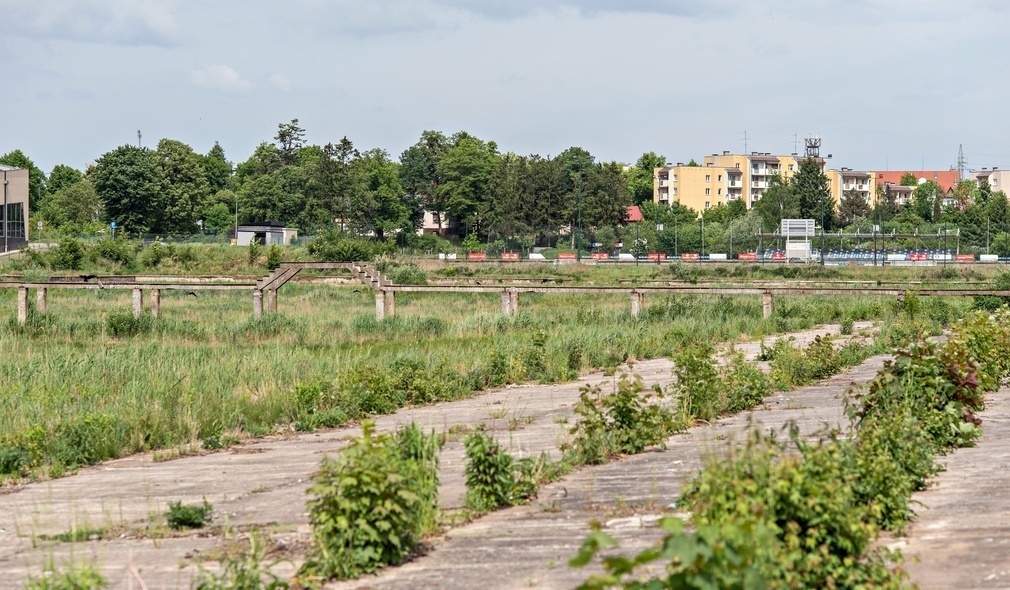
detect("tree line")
(3, 120), (667, 245)
(6, 121), (1010, 255)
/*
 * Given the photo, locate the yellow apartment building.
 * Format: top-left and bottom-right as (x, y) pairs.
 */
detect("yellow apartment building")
(654, 151), (813, 214)
(826, 168), (876, 208)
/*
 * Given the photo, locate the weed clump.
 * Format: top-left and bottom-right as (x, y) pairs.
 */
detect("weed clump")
(299, 421), (440, 583)
(166, 499), (213, 530)
(105, 308), (153, 337)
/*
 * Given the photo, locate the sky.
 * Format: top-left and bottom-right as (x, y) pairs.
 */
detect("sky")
(2, 0), (1009, 175)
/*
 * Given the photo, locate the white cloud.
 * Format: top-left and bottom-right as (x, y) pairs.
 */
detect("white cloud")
(191, 65), (253, 92)
(1, 0), (179, 46)
(269, 75), (292, 92)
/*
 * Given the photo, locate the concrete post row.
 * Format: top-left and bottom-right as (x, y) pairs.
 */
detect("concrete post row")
(151, 289), (161, 319)
(630, 291), (644, 319)
(17, 287), (27, 326)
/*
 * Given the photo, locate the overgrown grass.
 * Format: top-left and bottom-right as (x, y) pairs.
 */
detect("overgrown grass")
(0, 261), (973, 480)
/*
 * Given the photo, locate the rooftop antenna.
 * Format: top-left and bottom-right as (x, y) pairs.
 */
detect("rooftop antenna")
(793, 133), (798, 154)
(742, 130), (748, 154)
(957, 144), (966, 180)
(804, 135), (821, 159)
(137, 130), (142, 148)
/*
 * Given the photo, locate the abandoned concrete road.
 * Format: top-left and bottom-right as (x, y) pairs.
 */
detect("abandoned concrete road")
(1, 322), (1003, 589)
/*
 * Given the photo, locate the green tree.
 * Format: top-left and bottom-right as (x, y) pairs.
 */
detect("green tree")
(237, 165), (307, 225)
(839, 189), (870, 226)
(304, 137), (363, 232)
(156, 138), (210, 233)
(275, 119), (306, 166)
(92, 145), (164, 234)
(908, 180), (940, 223)
(625, 152), (665, 206)
(753, 173), (798, 230)
(358, 148), (412, 240)
(436, 133), (500, 231)
(793, 158), (835, 229)
(47, 164), (83, 196)
(235, 142), (283, 182)
(202, 142), (233, 193)
(0, 149), (46, 209)
(581, 162), (631, 230)
(400, 131), (451, 231)
(41, 179), (103, 227)
(899, 172), (919, 187)
(202, 202), (233, 232)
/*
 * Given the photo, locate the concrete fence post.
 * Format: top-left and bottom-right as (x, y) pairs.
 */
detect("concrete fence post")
(762, 292), (774, 319)
(375, 291), (386, 321)
(501, 290), (513, 316)
(151, 289), (161, 319)
(17, 286), (28, 326)
(630, 291), (644, 319)
(132, 288), (143, 319)
(253, 289), (263, 319)
(36, 288), (47, 314)
(383, 290), (395, 318)
(509, 289), (519, 315)
(266, 289), (277, 313)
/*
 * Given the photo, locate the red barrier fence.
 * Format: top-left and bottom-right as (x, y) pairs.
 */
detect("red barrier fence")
(501, 252), (520, 261)
(467, 252), (487, 261)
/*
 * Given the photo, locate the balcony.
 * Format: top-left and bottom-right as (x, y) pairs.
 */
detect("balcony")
(659, 180), (669, 187)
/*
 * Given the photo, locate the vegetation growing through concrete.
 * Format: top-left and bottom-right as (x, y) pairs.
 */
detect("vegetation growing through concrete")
(298, 421), (440, 585)
(572, 309), (1007, 588)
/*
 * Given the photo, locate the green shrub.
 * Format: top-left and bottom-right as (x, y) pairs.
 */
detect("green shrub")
(105, 308), (153, 337)
(247, 239), (262, 266)
(265, 244), (282, 270)
(308, 229), (393, 262)
(166, 500), (213, 530)
(805, 335), (840, 380)
(571, 517), (771, 590)
(681, 428), (907, 588)
(464, 430), (515, 513)
(299, 421), (440, 583)
(92, 238), (136, 267)
(565, 376), (678, 466)
(767, 338), (809, 389)
(672, 343), (721, 422)
(48, 239), (86, 270)
(385, 263), (427, 285)
(720, 351), (772, 414)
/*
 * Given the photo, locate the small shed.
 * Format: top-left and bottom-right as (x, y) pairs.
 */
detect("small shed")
(236, 224), (298, 246)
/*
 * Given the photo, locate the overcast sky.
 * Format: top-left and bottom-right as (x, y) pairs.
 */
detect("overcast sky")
(2, 0), (1008, 175)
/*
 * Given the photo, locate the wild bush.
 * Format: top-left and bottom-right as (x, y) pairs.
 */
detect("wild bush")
(565, 376), (678, 466)
(671, 343), (721, 422)
(299, 421), (440, 583)
(384, 262), (428, 285)
(48, 239), (86, 270)
(265, 244), (283, 270)
(720, 351), (772, 414)
(166, 500), (213, 530)
(571, 517), (771, 590)
(804, 335), (841, 380)
(464, 430), (515, 513)
(767, 338), (809, 389)
(105, 308), (153, 337)
(91, 238), (136, 267)
(681, 427), (907, 588)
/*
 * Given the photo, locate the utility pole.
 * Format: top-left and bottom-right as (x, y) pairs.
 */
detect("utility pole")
(576, 172), (582, 262)
(137, 130), (142, 148)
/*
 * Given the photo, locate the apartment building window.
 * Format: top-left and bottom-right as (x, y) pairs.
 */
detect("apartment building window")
(705, 188), (710, 195)
(705, 201), (711, 209)
(788, 165), (794, 171)
(718, 189), (722, 195)
(718, 175), (722, 182)
(705, 175), (711, 182)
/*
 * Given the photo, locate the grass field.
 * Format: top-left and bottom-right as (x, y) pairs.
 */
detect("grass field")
(0, 251), (985, 480)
